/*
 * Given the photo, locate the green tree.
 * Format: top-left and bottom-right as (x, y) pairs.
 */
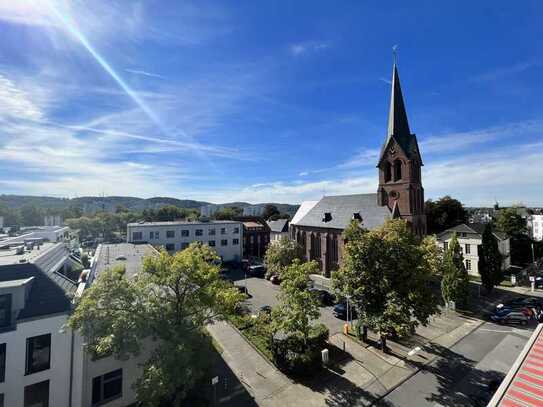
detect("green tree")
(213, 207), (243, 220)
(20, 204), (43, 226)
(69, 244), (244, 406)
(332, 219), (438, 350)
(425, 196), (468, 234)
(478, 224), (503, 293)
(272, 260), (321, 345)
(262, 204), (280, 220)
(264, 235), (301, 279)
(495, 207), (527, 237)
(81, 253), (90, 269)
(441, 233), (469, 307)
(420, 235), (444, 276)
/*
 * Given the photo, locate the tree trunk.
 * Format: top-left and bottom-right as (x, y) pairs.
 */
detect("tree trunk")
(362, 325), (368, 342)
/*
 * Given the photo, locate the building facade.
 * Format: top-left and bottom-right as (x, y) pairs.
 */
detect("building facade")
(234, 217), (270, 259)
(289, 62), (426, 275)
(267, 219), (289, 242)
(126, 220), (243, 262)
(529, 214), (543, 241)
(436, 223), (511, 276)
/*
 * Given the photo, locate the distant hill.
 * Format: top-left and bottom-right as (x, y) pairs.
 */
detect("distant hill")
(0, 195), (299, 217)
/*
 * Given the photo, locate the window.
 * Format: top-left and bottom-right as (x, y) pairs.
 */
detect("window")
(465, 244), (470, 254)
(384, 162), (392, 183)
(181, 243), (189, 250)
(221, 228), (226, 235)
(221, 239), (228, 246)
(250, 235), (254, 244)
(233, 238), (239, 245)
(166, 230), (175, 238)
(181, 230), (189, 237)
(0, 343), (5, 382)
(466, 259), (472, 271)
(24, 380), (49, 407)
(132, 231), (143, 241)
(195, 229), (203, 236)
(208, 240), (216, 247)
(233, 227), (239, 234)
(208, 229), (216, 236)
(149, 231), (159, 240)
(443, 242), (448, 252)
(165, 243), (175, 251)
(92, 369), (123, 406)
(0, 393), (3, 407)
(0, 294), (11, 328)
(26, 334), (51, 375)
(393, 160), (402, 181)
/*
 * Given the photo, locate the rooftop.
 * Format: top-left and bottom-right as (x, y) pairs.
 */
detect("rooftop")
(93, 243), (157, 280)
(0, 242), (60, 267)
(127, 220), (240, 227)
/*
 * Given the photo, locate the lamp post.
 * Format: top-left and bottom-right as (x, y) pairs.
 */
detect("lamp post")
(346, 295), (352, 329)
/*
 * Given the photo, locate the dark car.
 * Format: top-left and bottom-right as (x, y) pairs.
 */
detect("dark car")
(332, 302), (357, 320)
(490, 309), (529, 325)
(310, 289), (335, 306)
(496, 297), (542, 312)
(249, 265), (266, 278)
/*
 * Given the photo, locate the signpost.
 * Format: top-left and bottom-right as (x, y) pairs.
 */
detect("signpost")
(530, 276), (535, 292)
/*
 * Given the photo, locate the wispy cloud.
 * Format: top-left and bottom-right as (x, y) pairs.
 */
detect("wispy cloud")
(0, 73), (45, 121)
(289, 41), (330, 56)
(470, 60), (539, 83)
(125, 69), (165, 80)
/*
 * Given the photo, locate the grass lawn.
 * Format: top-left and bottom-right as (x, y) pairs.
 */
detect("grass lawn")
(228, 314), (274, 361)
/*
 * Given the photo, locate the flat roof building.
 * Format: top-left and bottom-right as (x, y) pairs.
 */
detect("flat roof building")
(126, 220), (243, 262)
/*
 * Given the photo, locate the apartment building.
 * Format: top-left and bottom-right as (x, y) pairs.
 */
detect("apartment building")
(0, 243), (77, 407)
(436, 223), (511, 276)
(126, 220), (243, 262)
(529, 214), (543, 241)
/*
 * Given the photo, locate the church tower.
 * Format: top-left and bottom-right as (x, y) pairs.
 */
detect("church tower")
(377, 63), (426, 237)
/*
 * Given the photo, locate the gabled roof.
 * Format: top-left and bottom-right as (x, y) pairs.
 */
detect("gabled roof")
(267, 219), (289, 233)
(437, 223), (508, 241)
(294, 194), (391, 230)
(378, 64), (422, 164)
(291, 201), (319, 225)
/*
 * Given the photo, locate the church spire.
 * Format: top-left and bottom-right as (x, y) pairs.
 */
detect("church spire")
(387, 63), (411, 138)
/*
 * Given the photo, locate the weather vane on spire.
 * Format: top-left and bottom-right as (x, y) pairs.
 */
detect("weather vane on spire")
(392, 44), (399, 65)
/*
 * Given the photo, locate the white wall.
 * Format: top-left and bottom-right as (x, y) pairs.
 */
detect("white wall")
(0, 313), (72, 407)
(127, 222), (243, 262)
(437, 234), (481, 276)
(531, 215), (543, 242)
(270, 231), (288, 242)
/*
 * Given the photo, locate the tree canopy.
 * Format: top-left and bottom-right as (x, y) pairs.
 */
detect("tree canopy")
(495, 207), (527, 237)
(262, 204), (280, 220)
(332, 219), (438, 348)
(478, 224), (503, 293)
(425, 196), (468, 234)
(68, 243), (244, 406)
(264, 235), (301, 278)
(441, 233), (469, 307)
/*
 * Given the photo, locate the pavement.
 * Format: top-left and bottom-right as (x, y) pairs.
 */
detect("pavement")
(207, 269), (529, 406)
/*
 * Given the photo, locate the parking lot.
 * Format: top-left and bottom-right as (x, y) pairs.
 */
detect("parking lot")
(226, 267), (349, 335)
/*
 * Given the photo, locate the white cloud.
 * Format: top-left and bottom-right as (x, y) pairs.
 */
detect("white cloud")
(125, 69), (165, 80)
(0, 74), (45, 121)
(289, 41), (330, 56)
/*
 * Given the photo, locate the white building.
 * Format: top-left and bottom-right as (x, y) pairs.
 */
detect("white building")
(436, 223), (511, 276)
(266, 219), (289, 242)
(43, 215), (63, 227)
(126, 220), (243, 262)
(0, 243), (76, 407)
(529, 214), (543, 242)
(71, 243), (158, 407)
(242, 205), (264, 216)
(0, 226), (70, 248)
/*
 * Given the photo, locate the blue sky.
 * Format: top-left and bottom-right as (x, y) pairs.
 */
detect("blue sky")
(0, 1), (542, 206)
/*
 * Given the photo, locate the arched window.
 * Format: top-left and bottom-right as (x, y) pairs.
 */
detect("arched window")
(384, 162), (392, 182)
(393, 160), (402, 181)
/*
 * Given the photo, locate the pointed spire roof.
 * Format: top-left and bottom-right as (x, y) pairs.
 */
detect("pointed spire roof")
(378, 63), (421, 163)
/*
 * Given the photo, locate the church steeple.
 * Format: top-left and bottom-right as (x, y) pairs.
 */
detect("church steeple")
(376, 59), (426, 238)
(378, 63), (420, 164)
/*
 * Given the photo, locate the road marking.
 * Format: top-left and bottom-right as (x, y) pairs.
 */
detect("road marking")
(479, 328), (514, 333)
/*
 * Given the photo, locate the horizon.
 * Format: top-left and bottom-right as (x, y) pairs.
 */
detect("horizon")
(0, 2), (542, 206)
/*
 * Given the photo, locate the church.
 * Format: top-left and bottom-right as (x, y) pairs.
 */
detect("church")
(289, 62), (426, 276)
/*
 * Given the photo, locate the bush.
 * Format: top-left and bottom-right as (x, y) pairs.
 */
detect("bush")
(271, 323), (329, 376)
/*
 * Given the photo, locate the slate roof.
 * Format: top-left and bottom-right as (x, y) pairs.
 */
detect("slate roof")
(437, 223), (508, 241)
(267, 219), (289, 233)
(0, 243), (77, 320)
(291, 201), (318, 225)
(294, 194), (391, 231)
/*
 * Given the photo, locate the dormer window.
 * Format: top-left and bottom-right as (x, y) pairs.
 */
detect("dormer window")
(322, 212), (332, 223)
(0, 294), (11, 328)
(352, 212), (362, 222)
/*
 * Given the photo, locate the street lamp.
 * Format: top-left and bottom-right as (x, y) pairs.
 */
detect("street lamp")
(345, 294), (352, 329)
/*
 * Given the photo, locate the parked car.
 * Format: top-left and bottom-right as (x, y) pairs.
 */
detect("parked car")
(490, 309), (529, 325)
(249, 265), (266, 277)
(496, 297), (542, 312)
(310, 288), (335, 306)
(332, 302), (357, 320)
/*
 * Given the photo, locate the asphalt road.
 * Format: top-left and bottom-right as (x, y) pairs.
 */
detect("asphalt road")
(378, 319), (535, 407)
